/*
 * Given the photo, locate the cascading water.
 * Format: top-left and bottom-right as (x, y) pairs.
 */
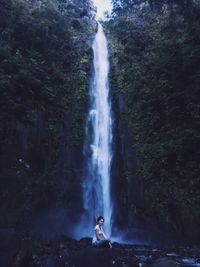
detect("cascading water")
(81, 22), (113, 237)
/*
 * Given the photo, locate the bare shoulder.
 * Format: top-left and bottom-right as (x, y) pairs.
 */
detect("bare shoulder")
(94, 224), (99, 230)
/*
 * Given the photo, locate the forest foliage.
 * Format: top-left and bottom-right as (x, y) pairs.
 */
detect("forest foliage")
(106, 0), (200, 238)
(0, 0), (95, 226)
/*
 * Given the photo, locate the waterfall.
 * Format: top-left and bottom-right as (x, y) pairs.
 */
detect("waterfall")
(81, 22), (113, 237)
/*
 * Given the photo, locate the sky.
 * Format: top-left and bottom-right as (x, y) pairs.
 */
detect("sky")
(92, 0), (113, 19)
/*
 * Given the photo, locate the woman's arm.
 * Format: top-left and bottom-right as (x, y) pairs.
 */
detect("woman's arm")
(95, 229), (101, 240)
(102, 228), (112, 248)
(102, 228), (108, 240)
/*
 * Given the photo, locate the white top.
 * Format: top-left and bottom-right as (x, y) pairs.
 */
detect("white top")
(92, 224), (103, 243)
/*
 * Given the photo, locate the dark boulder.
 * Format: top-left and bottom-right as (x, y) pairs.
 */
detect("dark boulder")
(69, 247), (120, 267)
(150, 257), (177, 267)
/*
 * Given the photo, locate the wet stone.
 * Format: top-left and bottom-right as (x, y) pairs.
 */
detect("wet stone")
(150, 257), (177, 267)
(2, 234), (200, 267)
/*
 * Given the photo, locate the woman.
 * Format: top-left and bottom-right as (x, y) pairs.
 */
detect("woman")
(92, 216), (112, 248)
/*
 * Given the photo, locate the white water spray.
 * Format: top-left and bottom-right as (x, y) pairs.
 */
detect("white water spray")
(81, 22), (113, 237)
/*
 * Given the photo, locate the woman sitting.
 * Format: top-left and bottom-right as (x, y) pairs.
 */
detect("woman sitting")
(92, 216), (112, 248)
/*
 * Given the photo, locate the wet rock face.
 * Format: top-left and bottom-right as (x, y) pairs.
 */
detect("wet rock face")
(1, 109), (85, 232)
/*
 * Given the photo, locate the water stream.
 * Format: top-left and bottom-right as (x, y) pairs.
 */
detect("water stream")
(81, 22), (113, 237)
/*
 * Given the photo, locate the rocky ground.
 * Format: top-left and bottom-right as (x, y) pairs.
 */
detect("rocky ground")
(1, 232), (200, 267)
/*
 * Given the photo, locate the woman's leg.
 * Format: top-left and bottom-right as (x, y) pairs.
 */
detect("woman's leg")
(92, 240), (112, 248)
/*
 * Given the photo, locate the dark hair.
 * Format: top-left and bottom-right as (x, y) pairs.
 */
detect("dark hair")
(97, 216), (104, 222)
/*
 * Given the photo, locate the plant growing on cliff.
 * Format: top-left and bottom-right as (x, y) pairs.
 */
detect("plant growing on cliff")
(0, 0), (95, 225)
(106, 0), (200, 240)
